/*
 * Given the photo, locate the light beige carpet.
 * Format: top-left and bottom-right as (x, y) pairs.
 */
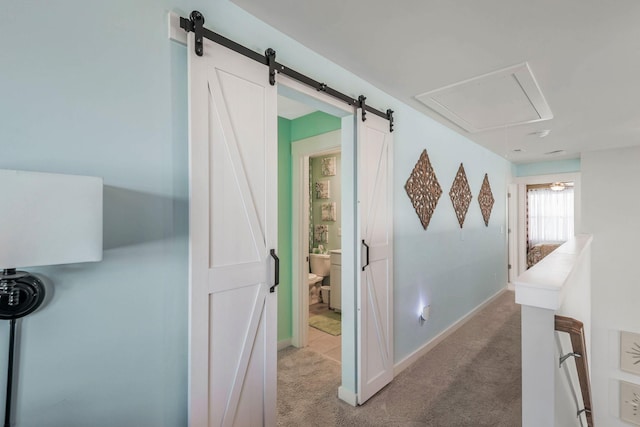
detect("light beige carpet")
(277, 290), (521, 426)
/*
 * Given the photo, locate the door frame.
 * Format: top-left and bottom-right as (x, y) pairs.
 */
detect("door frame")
(278, 75), (360, 405)
(291, 137), (341, 349)
(511, 172), (581, 277)
(507, 183), (518, 287)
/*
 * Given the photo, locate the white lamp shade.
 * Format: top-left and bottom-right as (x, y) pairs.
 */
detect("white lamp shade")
(0, 169), (103, 269)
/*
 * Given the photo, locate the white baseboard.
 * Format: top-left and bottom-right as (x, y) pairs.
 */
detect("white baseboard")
(277, 339), (292, 351)
(393, 287), (509, 376)
(338, 386), (358, 407)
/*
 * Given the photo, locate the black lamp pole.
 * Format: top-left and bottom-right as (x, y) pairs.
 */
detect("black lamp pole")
(0, 269), (46, 427)
(4, 319), (15, 427)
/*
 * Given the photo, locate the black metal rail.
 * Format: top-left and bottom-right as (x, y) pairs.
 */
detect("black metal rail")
(179, 11), (394, 131)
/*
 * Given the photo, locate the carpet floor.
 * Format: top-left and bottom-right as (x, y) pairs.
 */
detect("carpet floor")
(277, 290), (521, 426)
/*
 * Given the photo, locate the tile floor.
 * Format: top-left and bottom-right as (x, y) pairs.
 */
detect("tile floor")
(307, 303), (341, 363)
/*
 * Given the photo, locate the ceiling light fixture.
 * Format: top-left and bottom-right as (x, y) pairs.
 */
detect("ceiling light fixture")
(530, 129), (552, 138)
(544, 149), (566, 156)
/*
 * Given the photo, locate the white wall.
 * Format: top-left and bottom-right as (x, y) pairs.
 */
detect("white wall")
(581, 146), (640, 426)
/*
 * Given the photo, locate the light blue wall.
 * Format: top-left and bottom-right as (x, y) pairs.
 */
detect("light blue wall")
(514, 158), (581, 177)
(1, 0), (511, 424)
(1, 1), (188, 426)
(393, 109), (510, 359)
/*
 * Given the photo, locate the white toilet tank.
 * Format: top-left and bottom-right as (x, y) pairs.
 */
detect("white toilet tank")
(309, 253), (330, 277)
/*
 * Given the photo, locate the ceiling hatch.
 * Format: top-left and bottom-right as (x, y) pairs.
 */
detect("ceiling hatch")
(415, 62), (553, 133)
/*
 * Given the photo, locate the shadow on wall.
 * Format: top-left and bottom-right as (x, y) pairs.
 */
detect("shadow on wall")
(103, 185), (188, 250)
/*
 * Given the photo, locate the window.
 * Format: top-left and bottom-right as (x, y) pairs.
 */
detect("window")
(527, 186), (574, 246)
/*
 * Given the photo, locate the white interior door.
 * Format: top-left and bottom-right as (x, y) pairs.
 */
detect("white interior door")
(356, 110), (394, 404)
(188, 34), (277, 427)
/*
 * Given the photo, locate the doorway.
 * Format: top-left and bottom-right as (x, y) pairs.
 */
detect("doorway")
(276, 78), (357, 403)
(525, 181), (574, 268)
(278, 76), (395, 406)
(306, 148), (343, 361)
(508, 172), (581, 278)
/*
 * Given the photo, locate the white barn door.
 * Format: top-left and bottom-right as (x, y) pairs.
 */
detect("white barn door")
(188, 34), (277, 426)
(356, 111), (394, 404)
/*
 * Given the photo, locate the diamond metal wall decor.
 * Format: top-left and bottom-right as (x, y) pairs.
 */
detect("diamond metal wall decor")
(405, 149), (442, 230)
(478, 173), (495, 226)
(449, 163), (472, 228)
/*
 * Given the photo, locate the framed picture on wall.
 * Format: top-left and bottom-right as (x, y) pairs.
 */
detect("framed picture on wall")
(315, 181), (330, 199)
(314, 225), (329, 243)
(321, 202), (336, 221)
(321, 157), (337, 176)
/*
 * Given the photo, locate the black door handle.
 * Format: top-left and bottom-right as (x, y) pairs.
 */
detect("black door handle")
(270, 249), (279, 293)
(362, 240), (370, 271)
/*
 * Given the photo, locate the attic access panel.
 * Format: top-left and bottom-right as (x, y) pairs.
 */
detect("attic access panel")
(416, 63), (553, 133)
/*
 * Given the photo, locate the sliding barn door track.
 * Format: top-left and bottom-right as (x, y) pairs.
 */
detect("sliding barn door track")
(179, 11), (394, 132)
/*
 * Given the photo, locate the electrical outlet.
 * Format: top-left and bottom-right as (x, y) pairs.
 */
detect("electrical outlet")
(621, 331), (640, 375)
(420, 305), (430, 322)
(621, 381), (640, 426)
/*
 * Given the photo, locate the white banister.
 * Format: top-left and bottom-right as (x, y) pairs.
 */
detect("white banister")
(515, 234), (593, 427)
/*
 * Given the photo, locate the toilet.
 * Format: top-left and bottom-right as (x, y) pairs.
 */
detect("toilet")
(309, 254), (330, 305)
(308, 273), (323, 304)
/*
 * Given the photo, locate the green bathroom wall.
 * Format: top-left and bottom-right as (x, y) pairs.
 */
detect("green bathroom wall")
(277, 114), (341, 342)
(277, 117), (292, 341)
(291, 111), (342, 142)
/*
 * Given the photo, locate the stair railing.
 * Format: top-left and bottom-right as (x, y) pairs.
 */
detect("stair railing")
(555, 315), (594, 427)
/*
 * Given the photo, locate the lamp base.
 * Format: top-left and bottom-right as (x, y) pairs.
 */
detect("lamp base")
(0, 269), (46, 320)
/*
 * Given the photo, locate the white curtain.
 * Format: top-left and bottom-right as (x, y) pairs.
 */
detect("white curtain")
(527, 187), (574, 246)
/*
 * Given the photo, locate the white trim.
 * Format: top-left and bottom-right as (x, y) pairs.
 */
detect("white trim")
(338, 386), (358, 407)
(393, 288), (508, 376)
(277, 339), (292, 351)
(507, 183), (519, 284)
(167, 12), (187, 45)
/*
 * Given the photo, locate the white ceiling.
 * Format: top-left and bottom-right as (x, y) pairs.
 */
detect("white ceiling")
(232, 0), (640, 164)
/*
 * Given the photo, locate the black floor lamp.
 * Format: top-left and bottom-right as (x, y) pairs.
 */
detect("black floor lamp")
(0, 169), (103, 427)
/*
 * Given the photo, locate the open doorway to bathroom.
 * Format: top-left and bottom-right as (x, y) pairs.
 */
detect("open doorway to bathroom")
(307, 150), (342, 362)
(277, 92), (346, 365)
